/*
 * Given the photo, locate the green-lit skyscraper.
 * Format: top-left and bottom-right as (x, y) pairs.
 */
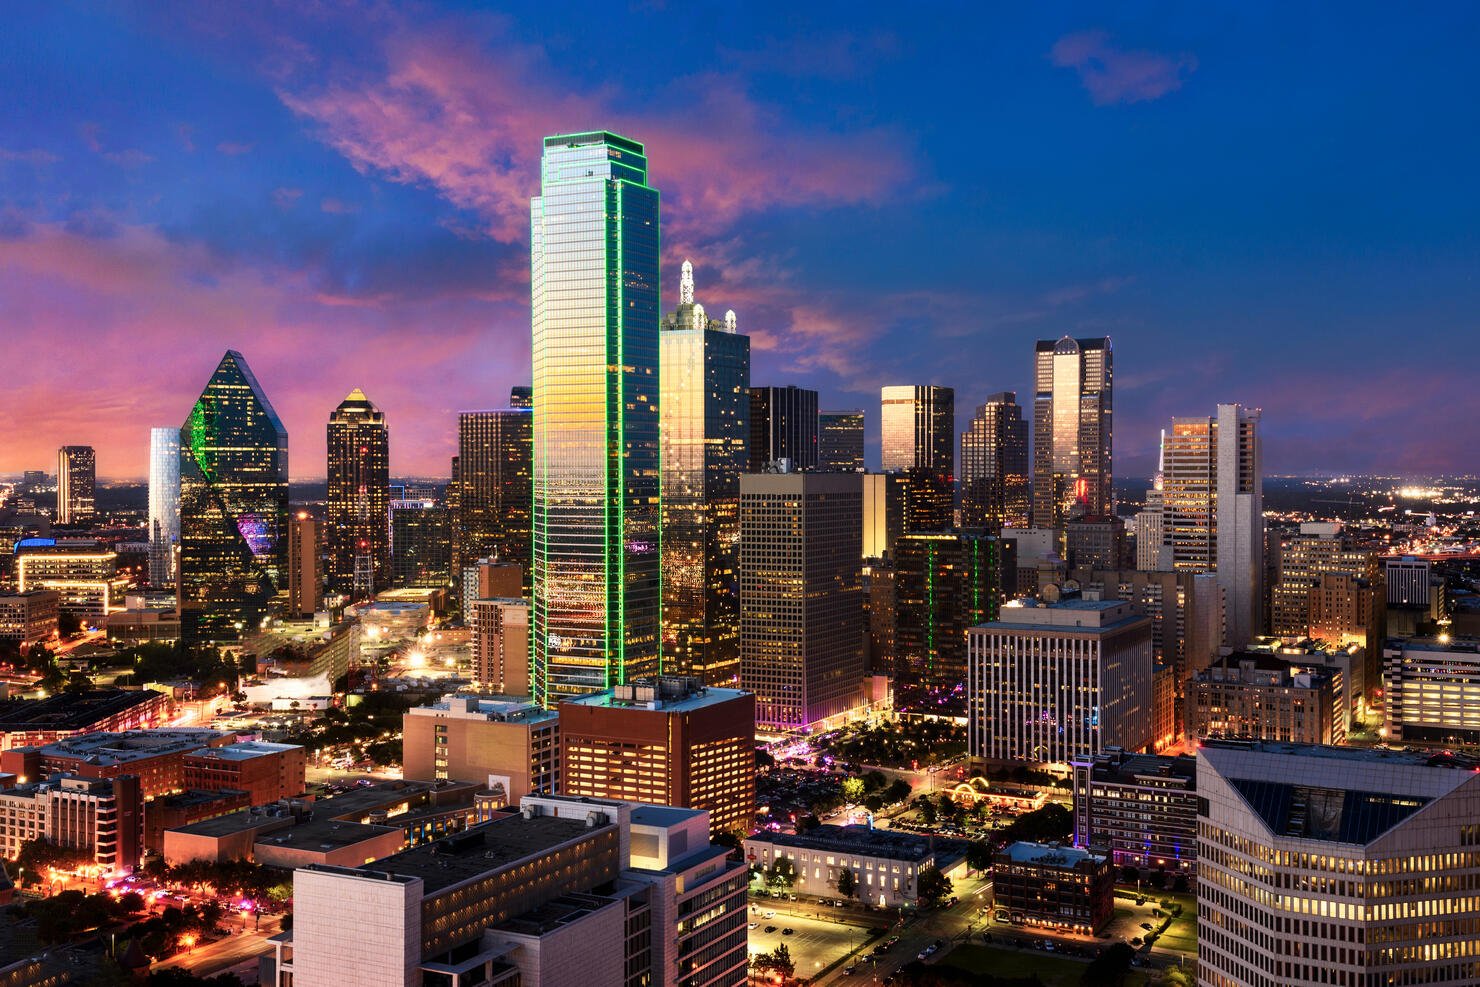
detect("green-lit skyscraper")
(531, 132), (661, 705)
(179, 351), (289, 642)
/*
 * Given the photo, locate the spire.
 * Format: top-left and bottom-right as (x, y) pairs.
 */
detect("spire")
(691, 303), (706, 330)
(680, 259), (694, 306)
(724, 309), (737, 333)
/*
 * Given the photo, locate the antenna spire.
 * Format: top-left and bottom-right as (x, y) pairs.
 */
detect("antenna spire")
(680, 259), (694, 306)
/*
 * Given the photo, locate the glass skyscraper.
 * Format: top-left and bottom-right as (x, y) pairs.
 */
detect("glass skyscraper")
(819, 410), (865, 471)
(530, 132), (660, 705)
(660, 260), (750, 684)
(327, 389), (390, 599)
(748, 385), (818, 471)
(148, 426), (180, 586)
(880, 385), (954, 474)
(960, 392), (1030, 529)
(178, 350), (289, 642)
(457, 390), (532, 595)
(1032, 336), (1112, 527)
(56, 445), (96, 524)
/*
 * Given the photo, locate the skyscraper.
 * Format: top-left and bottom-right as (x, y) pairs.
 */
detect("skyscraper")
(178, 351), (289, 642)
(456, 393), (532, 592)
(1163, 403), (1264, 647)
(1031, 337), (1112, 527)
(818, 410), (865, 471)
(148, 426), (180, 587)
(390, 500), (452, 589)
(960, 392), (1030, 529)
(748, 385), (819, 471)
(659, 260), (750, 684)
(894, 531), (1005, 688)
(326, 389), (390, 599)
(284, 513), (322, 618)
(880, 385), (954, 474)
(56, 446), (95, 524)
(531, 132), (660, 706)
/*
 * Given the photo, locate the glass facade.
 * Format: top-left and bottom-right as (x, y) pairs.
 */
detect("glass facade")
(148, 426), (180, 586)
(531, 132), (660, 705)
(1032, 337), (1112, 528)
(895, 531), (1002, 688)
(818, 410), (865, 471)
(326, 388), (390, 598)
(748, 385), (818, 471)
(960, 391), (1030, 529)
(457, 397), (532, 596)
(56, 445), (96, 524)
(659, 268), (750, 685)
(879, 385), (954, 475)
(391, 501), (452, 588)
(178, 350), (289, 642)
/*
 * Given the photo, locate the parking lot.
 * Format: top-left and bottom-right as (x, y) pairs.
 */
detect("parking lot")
(747, 907), (879, 977)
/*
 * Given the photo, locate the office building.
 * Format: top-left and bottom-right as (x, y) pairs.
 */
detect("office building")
(461, 560), (523, 623)
(881, 385), (953, 471)
(1071, 750), (1197, 874)
(1067, 568), (1224, 685)
(866, 559), (896, 675)
(1383, 636), (1480, 747)
(1272, 523), (1385, 651)
(178, 350), (289, 642)
(1185, 652), (1344, 746)
(659, 260), (750, 684)
(560, 677), (754, 838)
(740, 471), (865, 728)
(326, 389), (390, 598)
(894, 531), (1006, 688)
(56, 445), (96, 524)
(283, 514), (322, 618)
(0, 690), (173, 752)
(180, 741), (307, 804)
(748, 385), (819, 471)
(472, 598), (530, 695)
(1163, 403), (1264, 647)
(1196, 740), (1480, 987)
(743, 824), (966, 908)
(531, 132), (660, 706)
(967, 599), (1152, 765)
(1032, 337), (1112, 528)
(0, 590), (59, 645)
(4, 729), (232, 798)
(0, 774), (142, 870)
(819, 410), (865, 471)
(390, 500), (452, 588)
(148, 426), (180, 586)
(1065, 515), (1126, 569)
(1133, 432), (1172, 571)
(1384, 555), (1433, 609)
(14, 541), (130, 619)
(457, 396), (532, 592)
(992, 842), (1114, 934)
(960, 392), (1030, 529)
(267, 795), (749, 987)
(861, 472), (904, 560)
(895, 465), (955, 533)
(1307, 571), (1384, 672)
(403, 697), (559, 798)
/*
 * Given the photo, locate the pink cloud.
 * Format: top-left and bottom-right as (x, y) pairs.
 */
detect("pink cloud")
(216, 141), (256, 155)
(320, 197), (361, 214)
(0, 148), (60, 165)
(1050, 31), (1197, 105)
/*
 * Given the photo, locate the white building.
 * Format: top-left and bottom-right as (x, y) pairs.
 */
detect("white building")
(742, 824), (965, 908)
(1382, 636), (1480, 747)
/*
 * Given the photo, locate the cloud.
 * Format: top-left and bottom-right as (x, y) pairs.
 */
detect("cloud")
(103, 149), (156, 167)
(216, 141), (256, 155)
(320, 197), (361, 214)
(0, 148), (60, 165)
(1050, 31), (1197, 105)
(273, 186), (304, 210)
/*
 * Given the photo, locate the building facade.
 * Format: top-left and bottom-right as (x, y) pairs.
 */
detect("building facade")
(284, 514), (322, 618)
(1185, 653), (1343, 746)
(880, 385), (954, 474)
(456, 397), (532, 594)
(15, 541), (129, 619)
(818, 410), (865, 471)
(326, 389), (390, 598)
(56, 446), (96, 525)
(992, 842), (1114, 933)
(748, 385), (818, 471)
(0, 590), (59, 645)
(1032, 337), (1112, 528)
(0, 774), (142, 870)
(472, 598), (530, 696)
(743, 824), (961, 907)
(390, 501), (452, 589)
(894, 531), (1005, 688)
(148, 426), (180, 587)
(403, 697), (559, 799)
(960, 392), (1030, 530)
(1072, 750), (1197, 873)
(1065, 515), (1126, 569)
(1383, 636), (1480, 747)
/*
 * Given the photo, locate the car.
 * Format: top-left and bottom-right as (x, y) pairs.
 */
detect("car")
(842, 966), (856, 976)
(763, 910), (775, 918)
(782, 928), (794, 936)
(748, 922), (758, 930)
(1140, 922), (1153, 930)
(765, 925), (777, 933)
(982, 932), (993, 942)
(1044, 943), (1055, 952)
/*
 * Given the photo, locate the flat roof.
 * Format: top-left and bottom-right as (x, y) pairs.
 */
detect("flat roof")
(746, 825), (937, 863)
(1198, 738), (1477, 768)
(30, 729), (228, 764)
(630, 805), (701, 828)
(169, 778), (472, 838)
(1000, 842), (1105, 867)
(560, 685), (748, 714)
(370, 814), (606, 893)
(187, 741), (302, 762)
(0, 690), (168, 731)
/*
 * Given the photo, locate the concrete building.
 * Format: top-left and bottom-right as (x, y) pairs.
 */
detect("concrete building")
(992, 842), (1114, 933)
(1185, 653), (1344, 746)
(0, 774), (142, 871)
(1064, 515), (1126, 570)
(460, 560), (522, 625)
(1271, 523), (1384, 640)
(0, 690), (173, 752)
(1382, 636), (1480, 747)
(1196, 740), (1480, 987)
(284, 513), (323, 618)
(559, 678), (754, 838)
(740, 471), (865, 728)
(471, 598), (529, 695)
(742, 824), (966, 908)
(402, 697), (559, 800)
(14, 541), (130, 619)
(0, 590), (59, 645)
(1, 729), (231, 796)
(181, 741), (307, 805)
(1067, 568), (1224, 686)
(1072, 749), (1197, 874)
(968, 599), (1153, 765)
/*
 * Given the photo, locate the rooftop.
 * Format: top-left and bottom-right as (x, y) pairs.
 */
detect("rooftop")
(630, 805), (700, 828)
(1088, 751), (1197, 786)
(0, 690), (169, 732)
(32, 729), (229, 765)
(369, 814), (609, 893)
(999, 841), (1105, 868)
(408, 696), (558, 726)
(185, 740), (303, 762)
(169, 778), (476, 838)
(560, 677), (748, 714)
(979, 598), (1146, 633)
(1198, 738), (1477, 769)
(746, 825), (939, 863)
(492, 892), (618, 937)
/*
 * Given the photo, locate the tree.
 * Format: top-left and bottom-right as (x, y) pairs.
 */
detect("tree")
(915, 865), (952, 907)
(1081, 942), (1135, 986)
(1172, 874), (1190, 894)
(836, 868), (856, 899)
(1120, 865), (1140, 885)
(996, 802), (1072, 845)
(760, 942), (795, 981)
(57, 612), (82, 637)
(864, 794), (884, 813)
(885, 778), (912, 804)
(841, 777), (866, 803)
(37, 664), (66, 695)
(915, 795), (938, 825)
(766, 857), (796, 890)
(965, 840), (994, 875)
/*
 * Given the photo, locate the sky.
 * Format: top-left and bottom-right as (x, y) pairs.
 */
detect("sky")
(2, 1), (1477, 482)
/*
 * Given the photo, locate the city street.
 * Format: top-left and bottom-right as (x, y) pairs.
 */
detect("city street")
(151, 914), (283, 981)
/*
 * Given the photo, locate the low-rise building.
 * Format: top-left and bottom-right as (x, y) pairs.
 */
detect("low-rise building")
(1071, 749), (1197, 874)
(991, 842), (1113, 933)
(14, 541), (131, 619)
(1185, 652), (1344, 745)
(0, 690), (174, 752)
(2, 729), (233, 796)
(0, 774), (143, 871)
(0, 590), (59, 645)
(402, 697), (558, 800)
(1382, 635), (1480, 747)
(181, 741), (307, 805)
(104, 606), (181, 644)
(741, 824), (967, 908)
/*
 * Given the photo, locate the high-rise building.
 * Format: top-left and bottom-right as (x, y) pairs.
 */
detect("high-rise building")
(1271, 523), (1386, 689)
(56, 446), (96, 524)
(326, 389), (390, 599)
(1064, 515), (1126, 569)
(457, 394), (532, 591)
(559, 677), (755, 839)
(390, 501), (452, 589)
(740, 471), (865, 728)
(895, 466), (955, 533)
(861, 472), (904, 559)
(1133, 430), (1171, 571)
(1163, 403), (1264, 647)
(881, 385), (954, 473)
(1196, 739), (1480, 987)
(1382, 635), (1480, 747)
(960, 392), (1030, 529)
(1066, 568), (1224, 685)
(968, 599), (1152, 764)
(148, 427), (180, 587)
(531, 132), (660, 706)
(659, 260), (749, 684)
(284, 514), (323, 618)
(818, 410), (865, 471)
(1185, 652), (1344, 746)
(461, 559), (522, 621)
(894, 531), (1005, 688)
(1071, 750), (1198, 874)
(1031, 337), (1112, 528)
(748, 385), (819, 471)
(472, 598), (530, 696)
(177, 351), (288, 642)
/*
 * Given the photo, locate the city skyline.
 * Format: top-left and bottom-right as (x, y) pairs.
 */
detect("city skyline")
(4, 4), (1478, 482)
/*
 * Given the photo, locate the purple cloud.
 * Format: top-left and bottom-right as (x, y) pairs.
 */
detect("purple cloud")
(1050, 31), (1197, 105)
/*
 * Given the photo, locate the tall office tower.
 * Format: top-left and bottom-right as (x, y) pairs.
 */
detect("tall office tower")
(894, 531), (1005, 688)
(1066, 568), (1223, 685)
(880, 385), (954, 473)
(1031, 336), (1112, 528)
(1197, 740), (1480, 987)
(560, 677), (756, 838)
(472, 598), (531, 696)
(960, 392), (1030, 529)
(659, 259), (750, 684)
(1064, 515), (1126, 569)
(740, 471), (865, 728)
(748, 385), (819, 471)
(178, 351), (289, 642)
(531, 132), (660, 706)
(325, 389), (390, 599)
(861, 473), (904, 560)
(896, 466), (955, 533)
(147, 427), (180, 587)
(284, 514), (322, 618)
(508, 385), (532, 409)
(56, 446), (95, 524)
(389, 500), (452, 588)
(1163, 403), (1264, 647)
(818, 410), (865, 471)
(456, 392), (532, 591)
(1133, 430), (1171, 570)
(967, 599), (1152, 765)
